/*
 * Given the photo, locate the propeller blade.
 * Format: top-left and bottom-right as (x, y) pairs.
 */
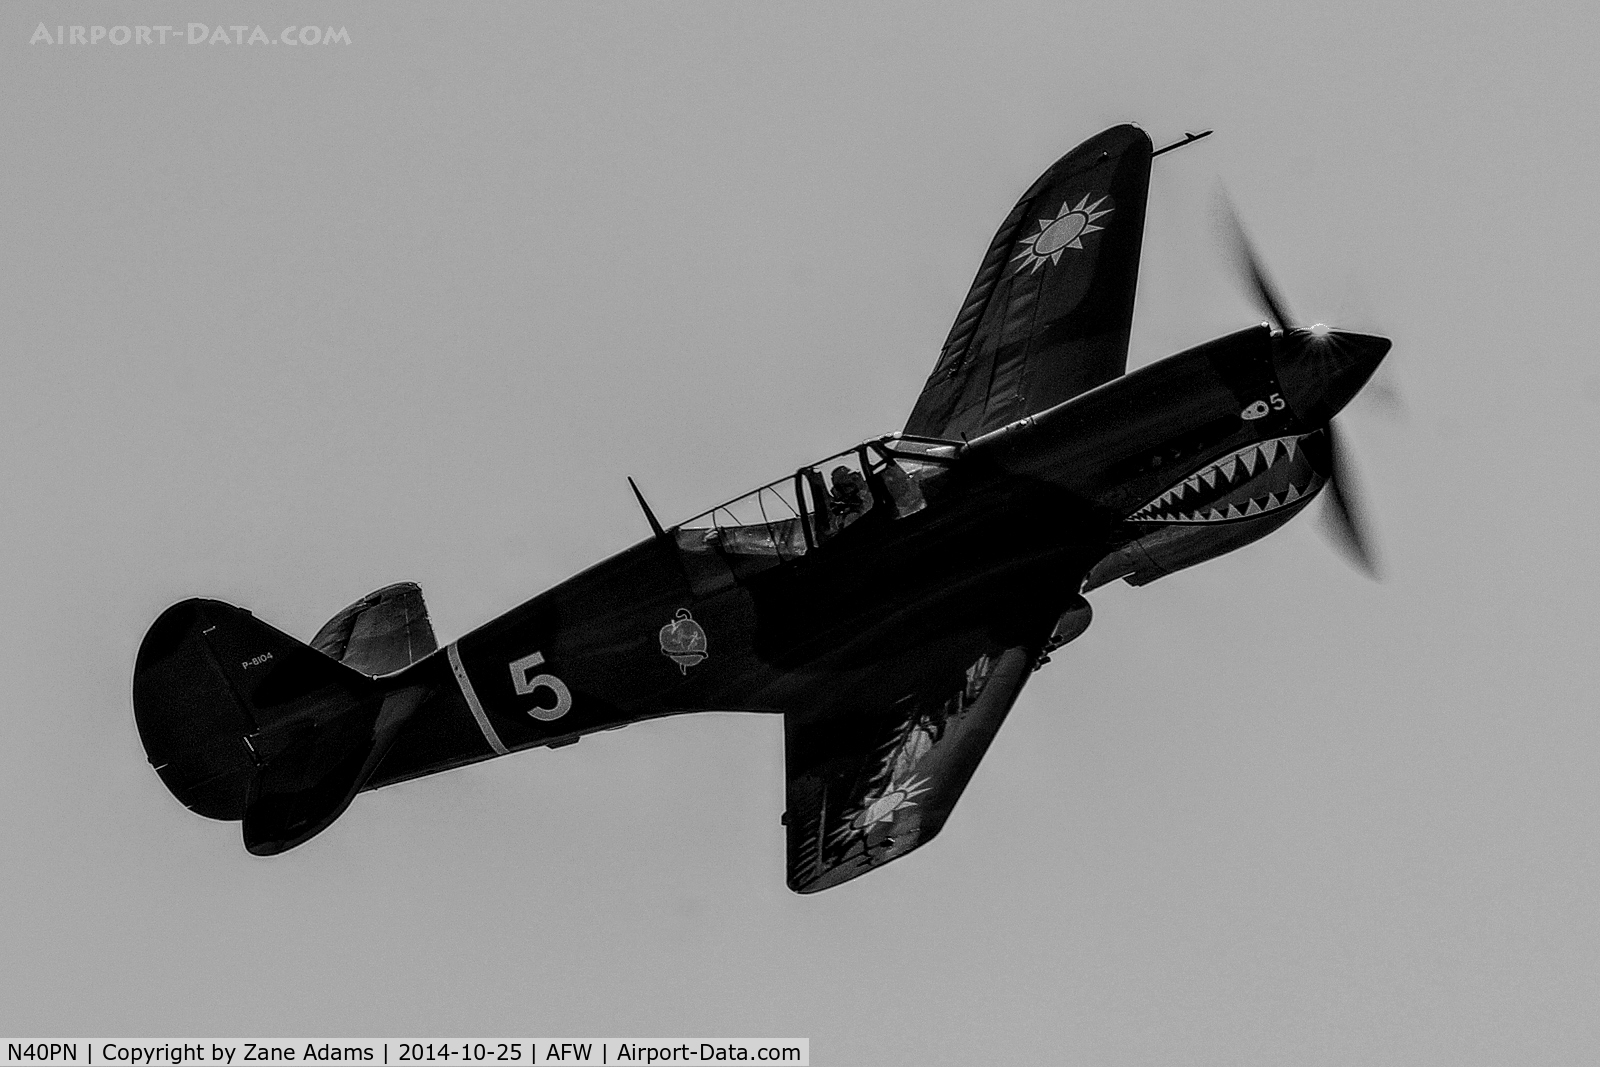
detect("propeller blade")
(1321, 420), (1380, 579)
(1217, 191), (1297, 332)
(1215, 191), (1387, 578)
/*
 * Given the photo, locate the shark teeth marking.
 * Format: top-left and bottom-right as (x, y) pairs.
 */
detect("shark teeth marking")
(1128, 434), (1321, 525)
(1130, 481), (1320, 524)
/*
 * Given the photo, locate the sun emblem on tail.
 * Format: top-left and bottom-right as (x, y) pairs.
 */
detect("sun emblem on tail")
(1012, 193), (1113, 274)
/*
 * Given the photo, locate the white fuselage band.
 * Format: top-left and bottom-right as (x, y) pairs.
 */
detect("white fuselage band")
(447, 642), (508, 756)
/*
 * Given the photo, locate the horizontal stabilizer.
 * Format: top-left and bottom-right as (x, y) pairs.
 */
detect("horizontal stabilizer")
(311, 582), (437, 676)
(242, 683), (426, 855)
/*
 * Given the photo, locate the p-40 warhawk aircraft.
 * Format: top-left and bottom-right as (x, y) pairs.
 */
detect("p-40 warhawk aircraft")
(135, 125), (1389, 892)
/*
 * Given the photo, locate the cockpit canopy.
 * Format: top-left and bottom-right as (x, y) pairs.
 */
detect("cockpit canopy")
(674, 434), (959, 583)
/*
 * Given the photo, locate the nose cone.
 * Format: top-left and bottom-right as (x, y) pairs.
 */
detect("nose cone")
(1273, 328), (1391, 425)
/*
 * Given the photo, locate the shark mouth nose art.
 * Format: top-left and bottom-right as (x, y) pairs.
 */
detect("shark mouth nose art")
(1130, 433), (1324, 524)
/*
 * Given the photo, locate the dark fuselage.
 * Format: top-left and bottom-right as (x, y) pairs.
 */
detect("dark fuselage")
(365, 322), (1380, 791)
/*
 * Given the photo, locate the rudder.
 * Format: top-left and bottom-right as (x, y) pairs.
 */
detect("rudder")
(134, 598), (414, 853)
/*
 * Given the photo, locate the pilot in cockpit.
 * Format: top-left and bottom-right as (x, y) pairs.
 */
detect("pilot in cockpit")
(829, 466), (870, 528)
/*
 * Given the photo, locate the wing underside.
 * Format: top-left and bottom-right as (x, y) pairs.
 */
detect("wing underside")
(905, 123), (1154, 440)
(784, 629), (1047, 893)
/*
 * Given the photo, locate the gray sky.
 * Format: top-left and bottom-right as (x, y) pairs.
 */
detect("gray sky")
(4, 1), (1599, 1062)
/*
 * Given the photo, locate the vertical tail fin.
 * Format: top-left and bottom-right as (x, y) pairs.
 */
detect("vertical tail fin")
(134, 598), (425, 853)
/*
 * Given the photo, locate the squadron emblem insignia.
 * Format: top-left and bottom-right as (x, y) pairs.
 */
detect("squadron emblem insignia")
(659, 608), (708, 673)
(1012, 193), (1113, 274)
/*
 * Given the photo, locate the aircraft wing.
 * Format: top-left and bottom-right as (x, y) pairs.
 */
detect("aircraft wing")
(904, 123), (1153, 440)
(783, 632), (1044, 893)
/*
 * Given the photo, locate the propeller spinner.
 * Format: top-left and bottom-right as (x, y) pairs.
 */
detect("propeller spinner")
(1218, 192), (1390, 578)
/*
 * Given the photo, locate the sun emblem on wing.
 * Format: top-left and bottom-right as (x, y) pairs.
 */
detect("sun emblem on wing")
(1012, 193), (1114, 274)
(831, 775), (931, 845)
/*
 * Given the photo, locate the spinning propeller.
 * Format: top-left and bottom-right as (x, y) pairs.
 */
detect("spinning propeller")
(1218, 193), (1386, 579)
